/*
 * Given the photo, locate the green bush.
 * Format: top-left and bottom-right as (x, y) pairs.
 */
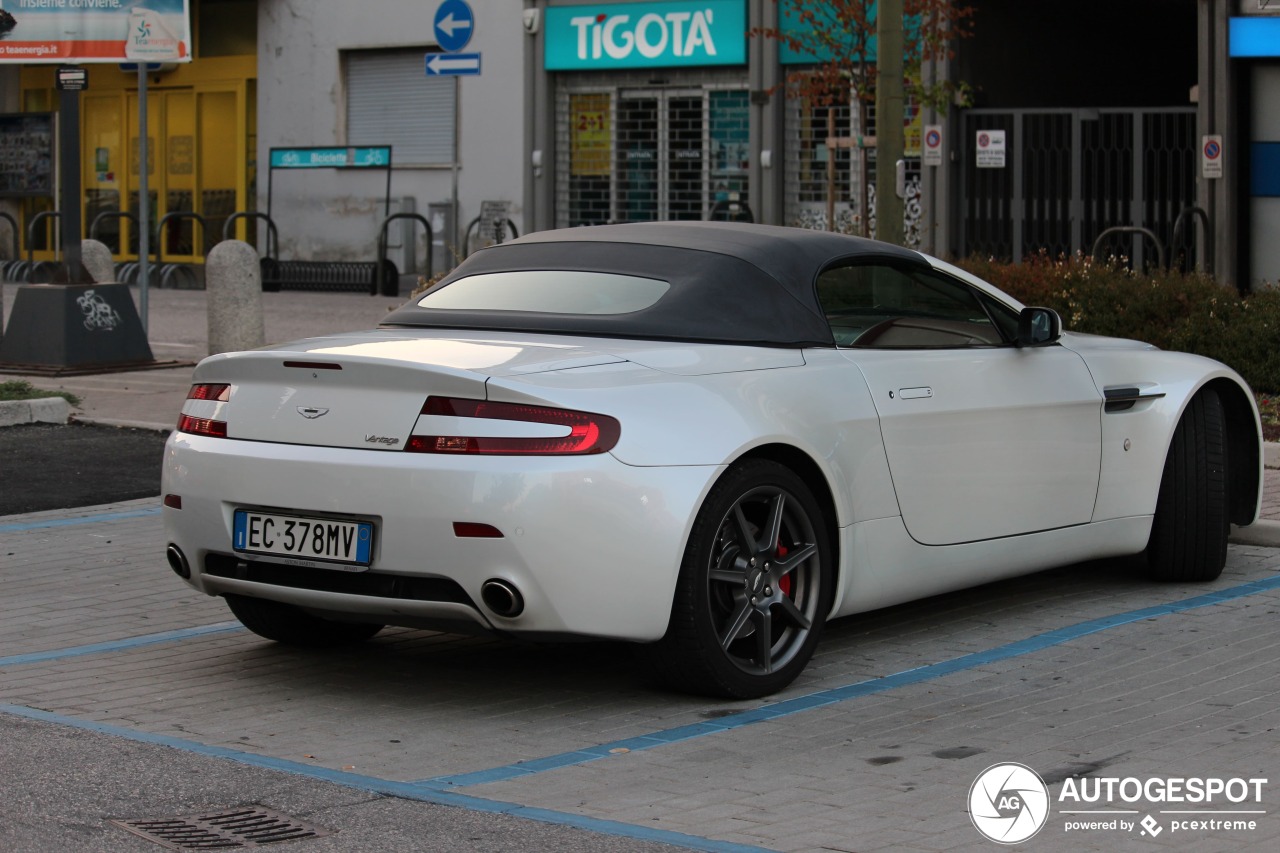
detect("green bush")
(957, 253), (1280, 394)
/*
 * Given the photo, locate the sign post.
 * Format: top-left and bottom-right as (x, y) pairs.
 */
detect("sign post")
(137, 66), (152, 330)
(55, 67), (89, 284)
(428, 0), (479, 259)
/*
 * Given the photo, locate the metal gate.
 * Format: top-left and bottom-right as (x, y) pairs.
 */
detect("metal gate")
(960, 108), (1197, 268)
(556, 79), (750, 227)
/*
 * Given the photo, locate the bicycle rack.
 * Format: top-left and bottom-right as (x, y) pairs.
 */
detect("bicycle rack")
(89, 209), (142, 251)
(222, 211), (280, 259)
(376, 212), (434, 296)
(224, 212), (281, 292)
(25, 210), (61, 281)
(115, 261), (140, 285)
(154, 211), (208, 289)
(1171, 206), (1211, 273)
(462, 215), (519, 257)
(1090, 226), (1166, 272)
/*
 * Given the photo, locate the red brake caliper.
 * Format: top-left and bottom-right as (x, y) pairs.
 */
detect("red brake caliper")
(777, 543), (792, 596)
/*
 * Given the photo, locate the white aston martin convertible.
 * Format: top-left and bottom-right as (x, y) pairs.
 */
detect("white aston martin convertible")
(162, 222), (1262, 698)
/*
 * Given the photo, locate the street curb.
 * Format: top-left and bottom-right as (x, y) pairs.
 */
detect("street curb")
(71, 415), (174, 433)
(1266, 441), (1280, 470)
(0, 397), (71, 427)
(1231, 520), (1280, 548)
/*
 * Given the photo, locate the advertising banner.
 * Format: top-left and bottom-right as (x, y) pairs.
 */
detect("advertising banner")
(0, 0), (191, 64)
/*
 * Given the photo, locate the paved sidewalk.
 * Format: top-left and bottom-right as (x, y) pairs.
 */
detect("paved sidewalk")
(3, 497), (1280, 851)
(5, 283), (1280, 851)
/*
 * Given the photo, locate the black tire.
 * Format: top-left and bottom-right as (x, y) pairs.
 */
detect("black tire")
(1146, 388), (1229, 582)
(639, 460), (834, 699)
(224, 594), (384, 646)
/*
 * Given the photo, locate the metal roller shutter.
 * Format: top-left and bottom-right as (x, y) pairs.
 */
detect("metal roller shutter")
(346, 49), (455, 165)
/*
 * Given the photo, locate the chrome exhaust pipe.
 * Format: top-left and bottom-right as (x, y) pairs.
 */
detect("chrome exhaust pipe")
(481, 579), (524, 618)
(166, 544), (191, 579)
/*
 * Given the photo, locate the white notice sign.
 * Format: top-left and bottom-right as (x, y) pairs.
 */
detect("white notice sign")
(1202, 135), (1223, 180)
(976, 130), (1007, 169)
(923, 124), (944, 167)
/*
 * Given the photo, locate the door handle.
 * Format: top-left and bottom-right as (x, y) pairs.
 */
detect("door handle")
(896, 387), (933, 400)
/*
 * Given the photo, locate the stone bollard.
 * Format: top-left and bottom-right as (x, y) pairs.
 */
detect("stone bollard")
(80, 239), (116, 284)
(206, 239), (265, 356)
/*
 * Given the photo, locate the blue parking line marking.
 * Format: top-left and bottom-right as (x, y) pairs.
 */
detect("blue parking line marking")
(0, 702), (777, 853)
(422, 573), (1280, 789)
(2, 571), (1277, 853)
(0, 622), (244, 669)
(0, 505), (162, 532)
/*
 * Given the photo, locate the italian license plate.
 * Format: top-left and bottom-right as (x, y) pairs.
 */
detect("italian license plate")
(233, 510), (373, 566)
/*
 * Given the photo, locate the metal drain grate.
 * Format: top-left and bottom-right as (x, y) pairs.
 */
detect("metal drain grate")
(110, 806), (333, 850)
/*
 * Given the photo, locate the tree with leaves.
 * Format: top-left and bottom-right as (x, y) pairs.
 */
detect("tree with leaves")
(752, 0), (975, 238)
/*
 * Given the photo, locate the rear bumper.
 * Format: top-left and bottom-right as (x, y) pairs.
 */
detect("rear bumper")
(162, 432), (719, 641)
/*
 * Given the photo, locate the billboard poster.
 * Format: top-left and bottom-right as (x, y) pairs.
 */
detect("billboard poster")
(0, 1), (190, 64)
(0, 112), (54, 196)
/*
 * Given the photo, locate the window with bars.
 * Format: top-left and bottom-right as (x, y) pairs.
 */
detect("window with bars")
(784, 91), (923, 244)
(559, 87), (749, 227)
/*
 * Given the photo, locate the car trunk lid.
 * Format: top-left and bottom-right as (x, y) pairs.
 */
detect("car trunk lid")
(190, 332), (627, 449)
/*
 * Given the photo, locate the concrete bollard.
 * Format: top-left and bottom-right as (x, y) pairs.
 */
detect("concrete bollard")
(80, 239), (116, 284)
(206, 239), (265, 356)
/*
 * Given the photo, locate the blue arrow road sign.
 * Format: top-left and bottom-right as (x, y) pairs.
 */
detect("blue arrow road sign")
(434, 0), (475, 53)
(425, 52), (481, 76)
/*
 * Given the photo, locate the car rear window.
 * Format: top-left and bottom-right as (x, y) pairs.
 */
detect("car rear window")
(417, 270), (670, 315)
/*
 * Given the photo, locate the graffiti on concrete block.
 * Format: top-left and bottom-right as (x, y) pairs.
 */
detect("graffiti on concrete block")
(77, 289), (123, 332)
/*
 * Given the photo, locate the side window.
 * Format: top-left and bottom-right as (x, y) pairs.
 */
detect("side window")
(817, 263), (1006, 348)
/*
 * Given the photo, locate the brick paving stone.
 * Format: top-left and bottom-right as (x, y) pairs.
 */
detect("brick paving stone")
(1261, 468), (1280, 521)
(4, 498), (1280, 851)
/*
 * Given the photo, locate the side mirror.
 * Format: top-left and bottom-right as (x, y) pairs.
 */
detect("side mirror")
(1016, 307), (1062, 348)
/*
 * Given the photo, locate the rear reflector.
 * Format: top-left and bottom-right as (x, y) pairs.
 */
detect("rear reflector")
(408, 397), (620, 456)
(453, 522), (504, 538)
(177, 384), (231, 437)
(163, 494), (183, 509)
(177, 415), (228, 438)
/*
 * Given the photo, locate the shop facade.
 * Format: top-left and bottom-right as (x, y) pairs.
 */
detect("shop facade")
(2, 0), (256, 271)
(1, 1), (1278, 293)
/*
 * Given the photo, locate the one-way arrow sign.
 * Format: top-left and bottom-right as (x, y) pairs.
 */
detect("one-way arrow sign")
(425, 52), (481, 76)
(434, 0), (475, 52)
(437, 12), (471, 40)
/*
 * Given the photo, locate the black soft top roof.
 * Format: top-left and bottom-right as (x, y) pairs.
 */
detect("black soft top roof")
(382, 221), (929, 347)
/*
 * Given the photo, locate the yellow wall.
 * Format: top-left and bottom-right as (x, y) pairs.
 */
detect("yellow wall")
(19, 54), (256, 263)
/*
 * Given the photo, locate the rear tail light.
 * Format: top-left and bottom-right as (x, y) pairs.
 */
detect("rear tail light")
(177, 383), (231, 437)
(408, 397), (620, 455)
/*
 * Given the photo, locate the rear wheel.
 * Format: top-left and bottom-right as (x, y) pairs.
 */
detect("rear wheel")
(224, 594), (384, 646)
(1146, 388), (1229, 582)
(640, 460), (833, 699)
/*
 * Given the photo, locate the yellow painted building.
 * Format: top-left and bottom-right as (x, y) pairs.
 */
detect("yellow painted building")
(15, 0), (256, 267)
